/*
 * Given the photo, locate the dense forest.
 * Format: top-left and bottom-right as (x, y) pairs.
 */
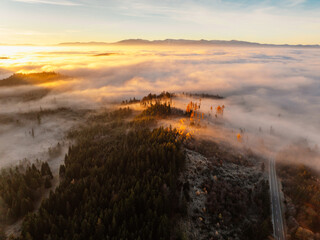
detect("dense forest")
(120, 92), (174, 106)
(0, 97), (275, 240)
(278, 163), (320, 239)
(141, 92), (173, 103)
(0, 161), (52, 223)
(138, 102), (172, 117)
(14, 105), (187, 240)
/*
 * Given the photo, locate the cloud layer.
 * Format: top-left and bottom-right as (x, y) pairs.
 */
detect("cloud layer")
(1, 45), (320, 170)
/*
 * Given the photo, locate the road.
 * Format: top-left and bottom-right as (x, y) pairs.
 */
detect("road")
(269, 158), (286, 240)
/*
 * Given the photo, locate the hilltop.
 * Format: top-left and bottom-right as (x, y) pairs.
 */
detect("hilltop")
(0, 72), (65, 87)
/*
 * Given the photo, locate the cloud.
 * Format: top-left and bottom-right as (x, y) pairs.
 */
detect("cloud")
(1, 45), (320, 170)
(12, 0), (82, 6)
(286, 0), (307, 7)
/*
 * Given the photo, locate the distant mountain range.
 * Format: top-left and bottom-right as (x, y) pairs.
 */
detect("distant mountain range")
(58, 39), (320, 48)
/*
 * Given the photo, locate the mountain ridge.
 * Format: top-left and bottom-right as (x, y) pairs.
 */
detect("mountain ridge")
(58, 39), (320, 48)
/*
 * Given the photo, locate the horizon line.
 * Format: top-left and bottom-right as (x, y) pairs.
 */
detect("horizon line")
(1, 38), (319, 47)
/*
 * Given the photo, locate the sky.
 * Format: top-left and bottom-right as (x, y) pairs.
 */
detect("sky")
(0, 0), (320, 45)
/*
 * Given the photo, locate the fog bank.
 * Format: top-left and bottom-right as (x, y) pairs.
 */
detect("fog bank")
(0, 45), (319, 170)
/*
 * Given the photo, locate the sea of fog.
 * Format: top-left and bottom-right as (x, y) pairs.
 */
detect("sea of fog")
(0, 45), (319, 170)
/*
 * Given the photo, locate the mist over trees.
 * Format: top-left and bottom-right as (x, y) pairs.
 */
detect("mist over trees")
(0, 161), (53, 223)
(15, 106), (187, 240)
(0, 72), (64, 87)
(0, 91), (285, 239)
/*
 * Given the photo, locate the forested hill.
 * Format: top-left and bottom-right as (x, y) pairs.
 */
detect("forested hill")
(0, 72), (64, 87)
(16, 107), (188, 240)
(3, 96), (274, 240)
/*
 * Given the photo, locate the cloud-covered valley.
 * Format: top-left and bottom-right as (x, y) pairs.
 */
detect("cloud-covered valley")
(0, 45), (320, 170)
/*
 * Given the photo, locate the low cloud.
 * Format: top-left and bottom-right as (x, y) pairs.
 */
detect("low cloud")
(1, 45), (320, 171)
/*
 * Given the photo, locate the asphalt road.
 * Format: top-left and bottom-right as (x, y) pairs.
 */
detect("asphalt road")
(269, 158), (286, 240)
